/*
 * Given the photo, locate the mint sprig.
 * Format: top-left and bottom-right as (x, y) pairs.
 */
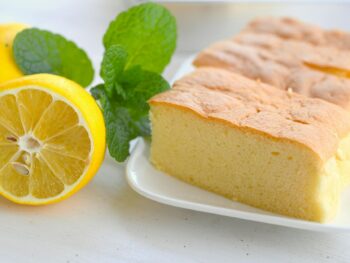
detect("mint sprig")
(92, 2), (176, 162)
(13, 28), (94, 87)
(103, 2), (177, 74)
(92, 42), (171, 162)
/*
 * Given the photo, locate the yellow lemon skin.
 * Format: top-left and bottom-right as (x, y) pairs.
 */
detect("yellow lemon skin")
(0, 23), (28, 84)
(0, 74), (106, 205)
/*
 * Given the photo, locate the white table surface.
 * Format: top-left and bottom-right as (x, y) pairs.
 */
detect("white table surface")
(2, 1), (350, 262)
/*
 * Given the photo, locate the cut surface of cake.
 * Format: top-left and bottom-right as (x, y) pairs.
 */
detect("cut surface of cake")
(193, 17), (350, 110)
(149, 67), (350, 223)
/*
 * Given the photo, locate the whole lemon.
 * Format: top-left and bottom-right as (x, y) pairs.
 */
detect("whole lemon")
(0, 23), (28, 83)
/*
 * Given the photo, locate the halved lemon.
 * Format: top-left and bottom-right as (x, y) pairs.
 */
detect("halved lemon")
(0, 23), (28, 83)
(0, 74), (106, 205)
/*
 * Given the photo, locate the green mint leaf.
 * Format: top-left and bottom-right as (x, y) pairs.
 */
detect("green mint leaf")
(90, 84), (105, 100)
(13, 28), (94, 87)
(103, 2), (177, 74)
(105, 106), (139, 162)
(119, 65), (143, 88)
(121, 68), (170, 112)
(100, 45), (128, 97)
(134, 115), (151, 137)
(97, 88), (140, 162)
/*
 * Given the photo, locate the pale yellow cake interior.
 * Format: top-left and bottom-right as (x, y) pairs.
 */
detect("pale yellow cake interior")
(150, 103), (350, 222)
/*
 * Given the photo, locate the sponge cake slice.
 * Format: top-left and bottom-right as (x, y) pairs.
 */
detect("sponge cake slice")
(149, 68), (350, 222)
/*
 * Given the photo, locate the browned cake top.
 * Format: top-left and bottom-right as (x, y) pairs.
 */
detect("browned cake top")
(244, 17), (350, 50)
(150, 68), (350, 161)
(193, 17), (350, 110)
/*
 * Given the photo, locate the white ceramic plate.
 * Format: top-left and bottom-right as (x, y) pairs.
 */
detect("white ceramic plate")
(126, 57), (350, 233)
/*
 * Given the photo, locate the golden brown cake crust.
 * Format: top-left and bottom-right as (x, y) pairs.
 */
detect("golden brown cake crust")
(193, 18), (350, 110)
(233, 32), (350, 71)
(149, 68), (350, 161)
(244, 17), (350, 50)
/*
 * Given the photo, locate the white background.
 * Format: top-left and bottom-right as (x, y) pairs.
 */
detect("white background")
(1, 1), (350, 262)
